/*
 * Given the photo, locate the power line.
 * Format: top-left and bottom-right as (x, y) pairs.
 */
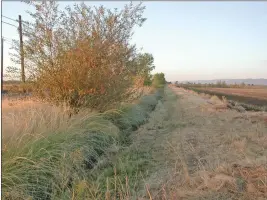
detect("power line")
(21, 20), (35, 28)
(2, 15), (34, 28)
(2, 21), (18, 28)
(2, 15), (18, 23)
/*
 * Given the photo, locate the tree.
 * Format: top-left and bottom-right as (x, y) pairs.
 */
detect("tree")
(10, 1), (148, 110)
(133, 53), (155, 86)
(216, 80), (227, 88)
(152, 72), (166, 88)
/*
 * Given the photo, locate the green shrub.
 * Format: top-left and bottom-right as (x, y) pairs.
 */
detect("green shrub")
(152, 73), (166, 88)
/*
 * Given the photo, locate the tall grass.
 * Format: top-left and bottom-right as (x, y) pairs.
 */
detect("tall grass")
(2, 89), (164, 200)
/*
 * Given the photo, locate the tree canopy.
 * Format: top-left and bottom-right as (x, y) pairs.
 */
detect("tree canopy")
(152, 72), (166, 88)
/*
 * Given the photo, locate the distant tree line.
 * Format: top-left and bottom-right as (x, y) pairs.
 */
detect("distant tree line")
(174, 80), (251, 88)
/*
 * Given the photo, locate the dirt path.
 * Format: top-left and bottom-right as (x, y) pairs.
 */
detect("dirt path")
(133, 86), (267, 199)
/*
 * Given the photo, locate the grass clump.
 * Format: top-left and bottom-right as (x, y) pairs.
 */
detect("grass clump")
(2, 114), (118, 200)
(105, 104), (148, 132)
(89, 148), (155, 199)
(2, 89), (164, 200)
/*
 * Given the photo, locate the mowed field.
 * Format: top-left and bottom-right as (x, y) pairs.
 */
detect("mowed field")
(200, 87), (267, 100)
(189, 86), (267, 108)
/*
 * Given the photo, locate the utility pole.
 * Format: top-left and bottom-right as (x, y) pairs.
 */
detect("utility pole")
(18, 15), (25, 83)
(1, 37), (3, 91)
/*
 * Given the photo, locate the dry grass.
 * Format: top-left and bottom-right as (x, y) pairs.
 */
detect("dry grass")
(162, 164), (267, 199)
(3, 86), (267, 199)
(2, 85), (153, 140)
(150, 86), (267, 200)
(2, 87), (165, 200)
(207, 95), (228, 110)
(199, 93), (211, 100)
(2, 98), (72, 141)
(2, 98), (40, 110)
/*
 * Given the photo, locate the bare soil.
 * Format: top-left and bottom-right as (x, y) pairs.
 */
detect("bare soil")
(198, 88), (267, 100)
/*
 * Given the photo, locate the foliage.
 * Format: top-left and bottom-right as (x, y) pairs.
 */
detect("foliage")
(152, 72), (166, 88)
(8, 1), (153, 110)
(133, 53), (155, 86)
(176, 81), (249, 89)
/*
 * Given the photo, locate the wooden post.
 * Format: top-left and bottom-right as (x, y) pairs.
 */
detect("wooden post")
(18, 15), (25, 83)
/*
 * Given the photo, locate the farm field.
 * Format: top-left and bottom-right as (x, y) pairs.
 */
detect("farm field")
(162, 86), (267, 199)
(188, 87), (267, 108)
(197, 87), (267, 100)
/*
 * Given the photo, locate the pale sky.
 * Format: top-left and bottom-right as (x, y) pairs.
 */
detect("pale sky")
(1, 1), (267, 81)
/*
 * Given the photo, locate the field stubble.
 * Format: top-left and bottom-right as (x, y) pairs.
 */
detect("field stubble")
(189, 87), (267, 110)
(202, 87), (267, 100)
(159, 86), (267, 200)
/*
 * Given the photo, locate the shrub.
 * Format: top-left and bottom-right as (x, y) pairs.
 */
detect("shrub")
(8, 1), (156, 111)
(152, 72), (166, 88)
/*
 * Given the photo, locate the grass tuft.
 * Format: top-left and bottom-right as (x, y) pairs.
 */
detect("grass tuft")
(2, 89), (164, 200)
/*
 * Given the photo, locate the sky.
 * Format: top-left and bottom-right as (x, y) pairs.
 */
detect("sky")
(1, 1), (267, 81)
